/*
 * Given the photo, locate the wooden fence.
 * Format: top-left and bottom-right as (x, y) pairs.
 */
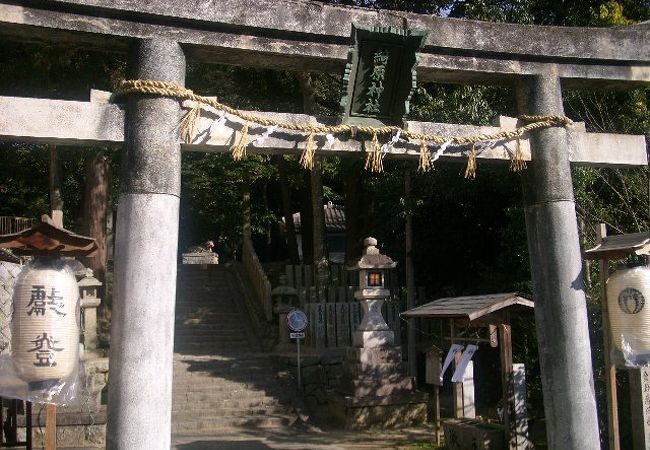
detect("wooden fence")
(242, 237), (273, 321)
(282, 264), (428, 348)
(284, 263), (401, 304)
(303, 300), (405, 348)
(0, 216), (33, 235)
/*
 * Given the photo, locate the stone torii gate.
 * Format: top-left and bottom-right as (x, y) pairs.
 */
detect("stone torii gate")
(0, 2), (648, 449)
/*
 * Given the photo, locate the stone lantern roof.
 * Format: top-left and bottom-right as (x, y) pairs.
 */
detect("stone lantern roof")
(348, 237), (397, 270)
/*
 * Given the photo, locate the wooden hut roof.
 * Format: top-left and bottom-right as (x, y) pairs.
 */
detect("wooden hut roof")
(401, 292), (533, 322)
(584, 232), (650, 260)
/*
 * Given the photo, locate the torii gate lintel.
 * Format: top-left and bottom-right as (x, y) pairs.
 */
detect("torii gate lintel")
(0, 93), (646, 168)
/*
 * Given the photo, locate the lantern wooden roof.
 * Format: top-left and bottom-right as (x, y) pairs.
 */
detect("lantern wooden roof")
(0, 214), (98, 257)
(401, 292), (533, 322)
(584, 231), (650, 260)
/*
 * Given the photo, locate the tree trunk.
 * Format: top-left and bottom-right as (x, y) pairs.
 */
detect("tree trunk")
(242, 171), (252, 242)
(299, 174), (313, 264)
(82, 150), (109, 281)
(344, 160), (365, 263)
(297, 72), (328, 285)
(48, 145), (64, 227)
(278, 156), (300, 263)
(405, 171), (417, 377)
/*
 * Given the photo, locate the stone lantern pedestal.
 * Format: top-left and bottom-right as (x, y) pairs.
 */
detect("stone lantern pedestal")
(272, 276), (299, 352)
(329, 237), (428, 429)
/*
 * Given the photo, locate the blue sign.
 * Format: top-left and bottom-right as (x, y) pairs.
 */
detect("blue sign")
(287, 309), (308, 332)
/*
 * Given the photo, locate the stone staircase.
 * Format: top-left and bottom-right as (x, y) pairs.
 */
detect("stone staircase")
(172, 264), (296, 434)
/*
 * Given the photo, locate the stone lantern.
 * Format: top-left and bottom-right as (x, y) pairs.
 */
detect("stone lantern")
(331, 237), (427, 429)
(348, 237), (396, 348)
(271, 275), (299, 348)
(78, 269), (102, 351)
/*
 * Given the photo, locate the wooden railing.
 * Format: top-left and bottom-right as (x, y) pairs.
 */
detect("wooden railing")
(242, 237), (273, 321)
(0, 216), (33, 235)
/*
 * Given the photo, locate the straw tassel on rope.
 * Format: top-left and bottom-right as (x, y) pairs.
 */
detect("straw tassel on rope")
(464, 143), (477, 179)
(364, 132), (383, 173)
(510, 134), (527, 172)
(179, 102), (202, 144)
(299, 132), (317, 170)
(418, 141), (433, 173)
(230, 122), (250, 161)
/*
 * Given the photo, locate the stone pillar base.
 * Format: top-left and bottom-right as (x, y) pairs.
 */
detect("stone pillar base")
(353, 329), (394, 348)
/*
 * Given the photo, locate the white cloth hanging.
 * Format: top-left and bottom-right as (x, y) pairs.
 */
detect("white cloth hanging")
(452, 344), (479, 382)
(440, 344), (464, 384)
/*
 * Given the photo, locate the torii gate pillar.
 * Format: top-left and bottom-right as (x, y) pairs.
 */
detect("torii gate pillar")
(518, 74), (600, 450)
(107, 38), (185, 450)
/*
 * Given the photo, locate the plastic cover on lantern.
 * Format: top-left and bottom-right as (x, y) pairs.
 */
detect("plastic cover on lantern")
(606, 264), (650, 367)
(0, 258), (82, 405)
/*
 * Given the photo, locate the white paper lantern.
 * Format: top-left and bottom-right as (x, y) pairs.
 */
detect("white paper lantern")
(606, 265), (650, 357)
(11, 258), (79, 387)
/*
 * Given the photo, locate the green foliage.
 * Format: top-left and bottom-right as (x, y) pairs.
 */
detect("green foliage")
(0, 144), (50, 217)
(180, 153), (278, 258)
(317, 0), (650, 25)
(411, 84), (515, 125)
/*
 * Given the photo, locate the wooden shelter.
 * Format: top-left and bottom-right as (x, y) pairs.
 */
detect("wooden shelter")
(402, 292), (534, 450)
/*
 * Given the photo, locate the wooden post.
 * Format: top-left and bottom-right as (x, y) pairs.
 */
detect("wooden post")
(629, 367), (650, 450)
(405, 171), (417, 377)
(597, 223), (620, 450)
(45, 404), (56, 450)
(46, 208), (63, 450)
(434, 385), (441, 445)
(48, 145), (63, 228)
(499, 323), (515, 450)
(451, 320), (463, 418)
(26, 401), (32, 450)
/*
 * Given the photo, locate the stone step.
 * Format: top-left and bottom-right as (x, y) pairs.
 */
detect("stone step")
(175, 326), (247, 333)
(172, 378), (281, 391)
(171, 396), (282, 410)
(173, 365), (276, 376)
(173, 360), (275, 372)
(172, 390), (274, 402)
(174, 329), (246, 338)
(173, 379), (281, 390)
(175, 312), (241, 319)
(174, 335), (249, 343)
(174, 335), (244, 342)
(172, 364), (275, 375)
(175, 292), (234, 298)
(171, 415), (295, 433)
(174, 343), (251, 352)
(174, 323), (245, 330)
(175, 301), (237, 307)
(172, 405), (290, 418)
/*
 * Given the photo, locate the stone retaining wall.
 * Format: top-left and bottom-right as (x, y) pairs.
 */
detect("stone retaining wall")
(275, 348), (347, 423)
(17, 356), (109, 448)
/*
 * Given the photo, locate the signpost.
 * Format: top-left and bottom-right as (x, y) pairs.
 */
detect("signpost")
(286, 309), (308, 389)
